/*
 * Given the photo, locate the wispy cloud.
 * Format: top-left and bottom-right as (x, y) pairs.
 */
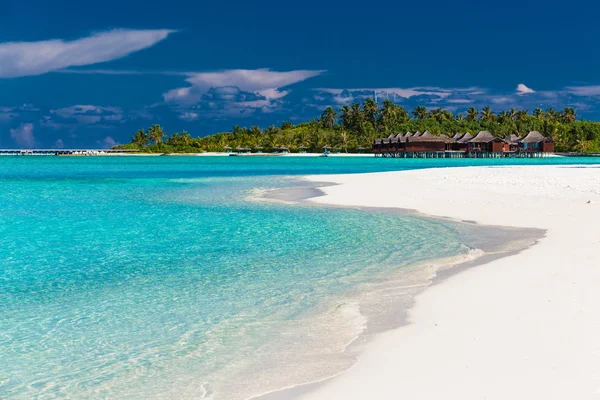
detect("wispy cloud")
(10, 123), (36, 148)
(516, 83), (535, 95)
(179, 112), (199, 121)
(565, 85), (600, 97)
(313, 87), (485, 106)
(0, 29), (175, 78)
(51, 105), (123, 124)
(163, 68), (325, 109)
(101, 136), (117, 148)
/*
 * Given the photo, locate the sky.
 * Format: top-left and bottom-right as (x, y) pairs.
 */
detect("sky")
(2, 0), (600, 148)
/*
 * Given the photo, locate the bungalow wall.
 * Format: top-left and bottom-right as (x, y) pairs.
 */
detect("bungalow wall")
(491, 141), (504, 152)
(405, 141), (445, 152)
(452, 143), (468, 151)
(542, 141), (554, 152)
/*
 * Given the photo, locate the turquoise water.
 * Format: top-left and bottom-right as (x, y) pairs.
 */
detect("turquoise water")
(1, 156), (598, 399)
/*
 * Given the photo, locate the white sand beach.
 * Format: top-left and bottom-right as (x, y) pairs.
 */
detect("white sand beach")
(300, 165), (600, 400)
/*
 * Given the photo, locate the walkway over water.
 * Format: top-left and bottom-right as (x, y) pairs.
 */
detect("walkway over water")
(0, 149), (139, 156)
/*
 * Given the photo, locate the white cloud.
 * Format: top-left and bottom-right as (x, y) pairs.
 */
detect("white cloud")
(51, 105), (123, 124)
(163, 68), (325, 106)
(102, 136), (117, 148)
(446, 99), (475, 104)
(565, 85), (600, 96)
(10, 123), (35, 148)
(0, 29), (175, 78)
(313, 87), (484, 107)
(179, 112), (199, 121)
(516, 83), (535, 95)
(54, 139), (64, 148)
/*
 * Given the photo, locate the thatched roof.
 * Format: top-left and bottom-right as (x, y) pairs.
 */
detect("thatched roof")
(323, 145), (332, 149)
(503, 134), (521, 144)
(457, 132), (473, 143)
(357, 146), (366, 150)
(452, 132), (464, 140)
(388, 134), (396, 139)
(223, 146), (232, 149)
(404, 132), (414, 138)
(407, 135), (454, 143)
(521, 131), (553, 143)
(413, 131), (423, 137)
(470, 131), (502, 143)
(254, 146), (264, 149)
(374, 139), (382, 144)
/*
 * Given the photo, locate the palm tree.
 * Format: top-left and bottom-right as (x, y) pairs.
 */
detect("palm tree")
(466, 107), (478, 121)
(412, 106), (427, 120)
(148, 124), (165, 144)
(363, 98), (379, 126)
(320, 106), (337, 129)
(533, 108), (544, 119)
(339, 105), (351, 130)
(515, 110), (529, 121)
(131, 129), (149, 147)
(339, 129), (349, 153)
(563, 107), (577, 123)
(480, 106), (495, 122)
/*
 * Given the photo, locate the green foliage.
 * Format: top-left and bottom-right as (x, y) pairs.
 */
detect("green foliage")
(118, 104), (600, 153)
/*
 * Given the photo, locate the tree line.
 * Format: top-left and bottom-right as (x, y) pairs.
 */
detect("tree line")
(117, 100), (600, 153)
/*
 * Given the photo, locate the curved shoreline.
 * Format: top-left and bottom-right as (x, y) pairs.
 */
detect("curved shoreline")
(287, 165), (600, 400)
(251, 173), (544, 400)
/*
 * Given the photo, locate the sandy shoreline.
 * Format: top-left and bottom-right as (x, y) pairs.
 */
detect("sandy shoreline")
(286, 165), (600, 399)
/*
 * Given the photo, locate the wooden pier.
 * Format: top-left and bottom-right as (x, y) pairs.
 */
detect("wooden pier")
(0, 149), (140, 156)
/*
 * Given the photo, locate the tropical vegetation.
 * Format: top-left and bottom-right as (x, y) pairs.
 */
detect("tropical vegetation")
(116, 101), (600, 153)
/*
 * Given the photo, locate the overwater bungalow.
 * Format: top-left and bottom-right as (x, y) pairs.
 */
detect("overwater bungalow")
(521, 131), (554, 153)
(373, 130), (553, 158)
(503, 134), (521, 152)
(452, 132), (473, 151)
(468, 131), (505, 154)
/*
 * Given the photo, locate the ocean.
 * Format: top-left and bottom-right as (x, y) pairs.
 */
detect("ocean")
(1, 156), (598, 399)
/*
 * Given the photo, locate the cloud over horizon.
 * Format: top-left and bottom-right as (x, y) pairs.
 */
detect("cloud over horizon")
(9, 123), (36, 148)
(162, 69), (325, 117)
(0, 29), (175, 78)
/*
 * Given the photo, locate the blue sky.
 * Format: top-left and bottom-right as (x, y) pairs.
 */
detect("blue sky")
(2, 0), (600, 148)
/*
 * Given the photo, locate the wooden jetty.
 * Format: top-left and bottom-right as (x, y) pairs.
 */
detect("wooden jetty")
(0, 149), (141, 156)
